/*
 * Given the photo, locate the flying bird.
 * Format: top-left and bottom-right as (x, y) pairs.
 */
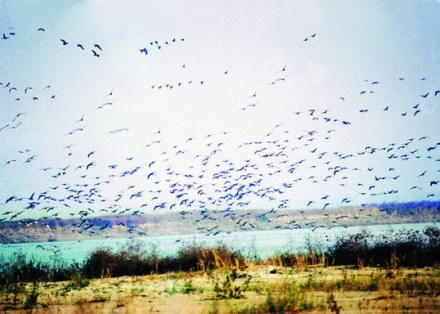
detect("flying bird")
(95, 102), (113, 109)
(12, 113), (26, 122)
(109, 128), (129, 134)
(76, 114), (85, 123)
(3, 160), (16, 167)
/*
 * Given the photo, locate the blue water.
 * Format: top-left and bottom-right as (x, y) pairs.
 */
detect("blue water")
(0, 222), (438, 265)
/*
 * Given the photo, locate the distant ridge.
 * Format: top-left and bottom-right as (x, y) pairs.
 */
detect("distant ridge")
(1, 201), (439, 244)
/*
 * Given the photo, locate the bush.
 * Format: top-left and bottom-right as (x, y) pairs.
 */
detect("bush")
(328, 231), (370, 267)
(210, 269), (252, 299)
(178, 242), (246, 272)
(327, 227), (440, 268)
(80, 241), (246, 279)
(0, 251), (80, 286)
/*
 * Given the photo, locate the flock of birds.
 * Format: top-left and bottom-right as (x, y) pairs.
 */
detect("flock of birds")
(139, 37), (186, 56)
(1, 25), (439, 242)
(2, 27), (104, 57)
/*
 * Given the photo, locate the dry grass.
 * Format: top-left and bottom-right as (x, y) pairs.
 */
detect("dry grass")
(1, 266), (439, 313)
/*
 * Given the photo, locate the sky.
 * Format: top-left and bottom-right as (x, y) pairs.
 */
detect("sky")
(0, 0), (439, 220)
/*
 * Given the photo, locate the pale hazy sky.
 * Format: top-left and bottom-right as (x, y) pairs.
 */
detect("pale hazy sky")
(0, 0), (439, 219)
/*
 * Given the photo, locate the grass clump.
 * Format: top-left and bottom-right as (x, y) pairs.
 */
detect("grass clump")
(209, 269), (252, 299)
(259, 280), (323, 313)
(23, 281), (39, 310)
(181, 279), (197, 294)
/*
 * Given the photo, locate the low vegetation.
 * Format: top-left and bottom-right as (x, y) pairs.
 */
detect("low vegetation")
(1, 226), (439, 312)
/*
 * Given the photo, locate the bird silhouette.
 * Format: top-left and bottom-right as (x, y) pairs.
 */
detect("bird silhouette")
(11, 113), (26, 122)
(76, 114), (85, 123)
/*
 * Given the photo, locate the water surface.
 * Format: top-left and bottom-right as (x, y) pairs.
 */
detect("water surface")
(1, 222), (437, 264)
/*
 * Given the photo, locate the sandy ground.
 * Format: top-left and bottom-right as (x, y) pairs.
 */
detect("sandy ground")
(1, 266), (439, 313)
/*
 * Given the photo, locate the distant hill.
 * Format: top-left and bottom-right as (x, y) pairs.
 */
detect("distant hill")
(1, 201), (439, 244)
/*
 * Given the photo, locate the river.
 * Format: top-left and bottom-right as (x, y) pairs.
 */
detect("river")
(0, 222), (438, 264)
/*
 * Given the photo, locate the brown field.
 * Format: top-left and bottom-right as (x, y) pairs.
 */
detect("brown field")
(1, 265), (439, 314)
